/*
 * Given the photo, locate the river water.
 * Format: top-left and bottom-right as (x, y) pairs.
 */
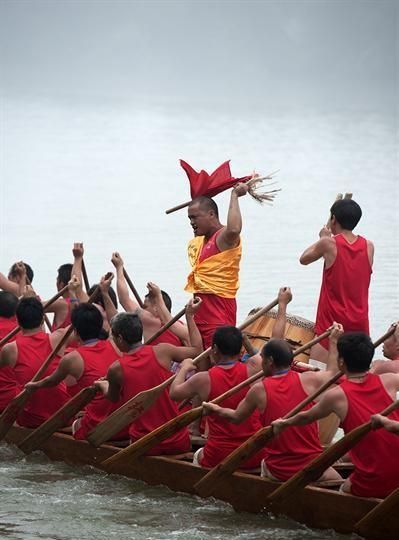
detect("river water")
(0, 97), (397, 538)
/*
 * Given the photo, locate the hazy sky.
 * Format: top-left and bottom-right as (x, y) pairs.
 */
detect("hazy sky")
(1, 0), (397, 113)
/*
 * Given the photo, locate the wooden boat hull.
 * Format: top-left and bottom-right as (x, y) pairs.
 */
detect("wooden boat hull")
(5, 425), (393, 539)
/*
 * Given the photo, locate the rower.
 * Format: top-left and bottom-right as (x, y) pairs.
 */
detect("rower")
(0, 297), (70, 427)
(74, 298), (203, 449)
(111, 251), (189, 346)
(272, 332), (399, 498)
(300, 198), (373, 362)
(203, 325), (344, 483)
(0, 261), (31, 296)
(0, 291), (19, 411)
(185, 184), (248, 351)
(24, 302), (121, 397)
(371, 323), (399, 374)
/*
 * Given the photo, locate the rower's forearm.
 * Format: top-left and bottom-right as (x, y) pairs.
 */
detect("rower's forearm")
(102, 291), (118, 322)
(216, 407), (243, 424)
(116, 268), (137, 311)
(326, 342), (340, 372)
(186, 315), (203, 354)
(272, 305), (287, 338)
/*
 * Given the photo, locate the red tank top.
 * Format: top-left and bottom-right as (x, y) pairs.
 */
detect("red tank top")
(194, 229), (237, 348)
(120, 345), (190, 455)
(315, 234), (371, 342)
(149, 325), (184, 347)
(201, 362), (264, 468)
(0, 317), (19, 411)
(67, 339), (119, 397)
(340, 373), (399, 498)
(14, 331), (70, 428)
(261, 370), (323, 481)
(51, 297), (72, 331)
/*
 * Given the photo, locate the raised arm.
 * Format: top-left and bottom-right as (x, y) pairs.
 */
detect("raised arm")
(99, 273), (118, 322)
(111, 252), (138, 312)
(217, 184), (248, 251)
(325, 323), (343, 373)
(299, 231), (336, 266)
(147, 282), (189, 344)
(272, 287), (292, 339)
(72, 243), (89, 302)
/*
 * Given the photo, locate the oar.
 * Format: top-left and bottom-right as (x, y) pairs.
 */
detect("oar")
(18, 385), (98, 454)
(87, 297), (279, 447)
(123, 268), (145, 309)
(354, 486), (399, 540)
(267, 398), (399, 508)
(0, 284), (70, 348)
(194, 332), (337, 497)
(81, 259), (90, 293)
(0, 282), (103, 442)
(144, 306), (186, 345)
(17, 304), (189, 453)
(194, 325), (396, 498)
(101, 329), (332, 471)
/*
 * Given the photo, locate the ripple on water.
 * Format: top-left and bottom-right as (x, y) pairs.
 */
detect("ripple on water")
(0, 444), (351, 540)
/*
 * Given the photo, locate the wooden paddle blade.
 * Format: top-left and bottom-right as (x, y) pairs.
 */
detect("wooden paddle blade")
(87, 377), (174, 447)
(195, 426), (274, 498)
(102, 407), (202, 471)
(18, 386), (98, 454)
(0, 390), (28, 441)
(355, 486), (399, 540)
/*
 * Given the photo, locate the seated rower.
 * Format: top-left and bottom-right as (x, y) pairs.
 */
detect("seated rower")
(74, 298), (202, 451)
(0, 297), (70, 427)
(25, 302), (121, 398)
(272, 332), (399, 498)
(111, 252), (188, 346)
(371, 323), (399, 374)
(0, 291), (20, 411)
(203, 325), (344, 483)
(0, 261), (31, 296)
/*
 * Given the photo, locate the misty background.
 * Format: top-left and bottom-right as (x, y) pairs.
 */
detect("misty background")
(0, 0), (398, 334)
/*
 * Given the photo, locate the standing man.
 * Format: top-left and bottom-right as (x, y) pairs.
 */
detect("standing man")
(300, 198), (373, 362)
(185, 184), (248, 349)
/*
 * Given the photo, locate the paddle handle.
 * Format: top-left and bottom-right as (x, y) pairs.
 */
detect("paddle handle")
(268, 398), (399, 506)
(372, 324), (397, 349)
(81, 259), (90, 293)
(165, 200), (191, 215)
(43, 284), (70, 309)
(0, 326), (20, 348)
(123, 268), (145, 309)
(144, 307), (186, 345)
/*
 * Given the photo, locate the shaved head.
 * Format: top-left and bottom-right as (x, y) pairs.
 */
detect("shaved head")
(189, 196), (219, 218)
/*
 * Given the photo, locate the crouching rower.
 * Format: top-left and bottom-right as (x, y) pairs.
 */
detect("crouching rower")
(272, 332), (399, 497)
(203, 326), (344, 483)
(74, 298), (203, 451)
(0, 297), (70, 427)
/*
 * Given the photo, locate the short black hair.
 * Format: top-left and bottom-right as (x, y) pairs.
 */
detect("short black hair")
(261, 338), (293, 369)
(145, 290), (172, 312)
(189, 196), (219, 218)
(111, 313), (143, 345)
(57, 264), (73, 286)
(212, 326), (243, 356)
(9, 262), (34, 283)
(330, 199), (362, 231)
(0, 291), (19, 318)
(71, 303), (103, 341)
(16, 297), (44, 329)
(88, 284), (118, 309)
(337, 332), (374, 372)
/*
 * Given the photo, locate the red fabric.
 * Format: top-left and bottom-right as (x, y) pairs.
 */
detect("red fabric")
(51, 297), (72, 331)
(149, 324), (184, 347)
(14, 332), (69, 428)
(340, 373), (399, 498)
(121, 345), (190, 455)
(194, 229), (237, 348)
(67, 340), (119, 397)
(180, 160), (250, 199)
(74, 395), (129, 441)
(0, 317), (19, 411)
(261, 370), (323, 481)
(201, 363), (264, 468)
(315, 234), (372, 349)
